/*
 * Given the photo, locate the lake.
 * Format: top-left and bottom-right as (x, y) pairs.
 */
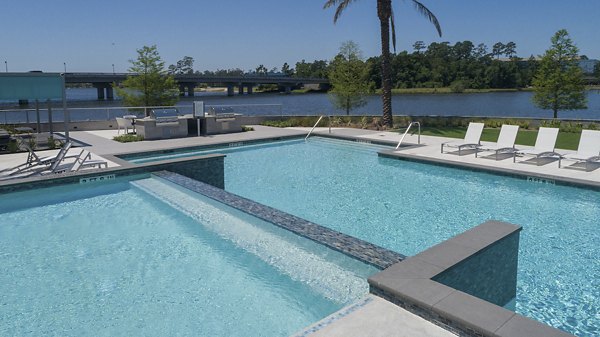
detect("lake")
(1, 88), (600, 123)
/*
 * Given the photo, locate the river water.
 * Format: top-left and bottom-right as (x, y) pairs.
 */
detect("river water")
(1, 88), (600, 123)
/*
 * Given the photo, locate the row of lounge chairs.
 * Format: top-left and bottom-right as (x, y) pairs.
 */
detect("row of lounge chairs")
(0, 142), (108, 180)
(441, 122), (600, 171)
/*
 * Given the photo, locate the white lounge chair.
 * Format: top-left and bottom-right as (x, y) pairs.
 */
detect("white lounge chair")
(0, 143), (73, 180)
(116, 117), (133, 135)
(53, 150), (108, 174)
(558, 130), (600, 171)
(514, 127), (561, 165)
(441, 122), (484, 155)
(477, 125), (519, 160)
(0, 142), (73, 176)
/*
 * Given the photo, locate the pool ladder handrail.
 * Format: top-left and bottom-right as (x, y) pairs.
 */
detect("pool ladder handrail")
(395, 121), (421, 150)
(305, 115), (331, 141)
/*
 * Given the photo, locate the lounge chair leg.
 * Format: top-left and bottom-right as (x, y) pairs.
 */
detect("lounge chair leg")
(440, 144), (444, 153)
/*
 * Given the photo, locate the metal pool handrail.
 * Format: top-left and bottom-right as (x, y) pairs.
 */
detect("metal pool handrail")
(395, 121), (421, 149)
(305, 115), (331, 141)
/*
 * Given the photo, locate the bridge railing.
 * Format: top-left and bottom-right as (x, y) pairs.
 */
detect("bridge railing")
(0, 104), (284, 124)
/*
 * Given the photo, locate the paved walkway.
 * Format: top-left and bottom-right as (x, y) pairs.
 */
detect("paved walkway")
(0, 126), (305, 172)
(298, 127), (600, 184)
(293, 295), (456, 337)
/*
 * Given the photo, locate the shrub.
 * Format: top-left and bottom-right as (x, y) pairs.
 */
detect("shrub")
(518, 120), (531, 129)
(450, 80), (466, 93)
(587, 123), (597, 130)
(360, 116), (370, 129)
(113, 134), (144, 142)
(241, 126), (254, 132)
(47, 136), (58, 150)
(7, 139), (18, 153)
(26, 137), (36, 150)
(540, 119), (561, 128)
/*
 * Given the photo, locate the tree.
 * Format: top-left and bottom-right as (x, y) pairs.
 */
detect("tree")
(532, 29), (587, 119)
(504, 42), (517, 58)
(324, 0), (441, 128)
(282, 62), (294, 76)
(328, 41), (374, 115)
(116, 45), (179, 113)
(168, 56), (194, 75)
(413, 41), (426, 53)
(255, 64), (268, 75)
(492, 42), (505, 59)
(474, 43), (489, 59)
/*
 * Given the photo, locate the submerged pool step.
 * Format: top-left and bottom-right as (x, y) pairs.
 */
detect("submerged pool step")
(131, 177), (369, 304)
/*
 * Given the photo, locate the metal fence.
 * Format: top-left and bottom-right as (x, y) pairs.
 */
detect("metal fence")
(0, 103), (283, 124)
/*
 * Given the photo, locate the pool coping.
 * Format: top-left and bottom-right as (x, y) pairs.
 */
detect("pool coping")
(0, 153), (226, 193)
(367, 220), (574, 337)
(113, 134), (304, 160)
(152, 170), (405, 270)
(378, 149), (600, 191)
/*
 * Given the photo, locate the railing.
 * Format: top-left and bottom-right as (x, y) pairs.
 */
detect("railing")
(395, 121), (421, 150)
(0, 103), (284, 124)
(305, 115), (332, 141)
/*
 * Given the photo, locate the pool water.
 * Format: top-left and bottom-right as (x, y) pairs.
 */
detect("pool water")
(129, 137), (600, 336)
(0, 175), (376, 336)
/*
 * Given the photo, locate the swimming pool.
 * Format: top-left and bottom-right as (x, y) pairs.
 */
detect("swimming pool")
(128, 137), (600, 336)
(0, 174), (377, 336)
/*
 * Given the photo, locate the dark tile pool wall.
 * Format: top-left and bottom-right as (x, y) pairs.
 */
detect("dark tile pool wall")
(432, 231), (520, 307)
(0, 155), (225, 193)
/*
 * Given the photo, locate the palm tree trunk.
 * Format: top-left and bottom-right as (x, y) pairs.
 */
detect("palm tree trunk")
(378, 0), (393, 128)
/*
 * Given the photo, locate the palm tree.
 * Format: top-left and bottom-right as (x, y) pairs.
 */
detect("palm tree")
(324, 0), (442, 128)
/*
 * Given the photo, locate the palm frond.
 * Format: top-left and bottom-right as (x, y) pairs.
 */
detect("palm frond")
(411, 0), (442, 37)
(323, 0), (356, 23)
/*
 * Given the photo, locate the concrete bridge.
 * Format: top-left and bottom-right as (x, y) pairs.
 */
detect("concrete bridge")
(63, 73), (329, 100)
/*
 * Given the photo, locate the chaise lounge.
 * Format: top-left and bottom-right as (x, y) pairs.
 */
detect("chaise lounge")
(514, 127), (561, 165)
(441, 122), (484, 155)
(477, 124), (519, 160)
(558, 129), (600, 171)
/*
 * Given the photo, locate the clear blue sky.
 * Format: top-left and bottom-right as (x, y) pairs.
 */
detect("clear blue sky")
(1, 0), (598, 73)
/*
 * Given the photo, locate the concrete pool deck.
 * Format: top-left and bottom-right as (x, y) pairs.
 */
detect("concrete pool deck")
(293, 295), (458, 337)
(3, 125), (599, 187)
(0, 125), (583, 336)
(300, 127), (600, 186)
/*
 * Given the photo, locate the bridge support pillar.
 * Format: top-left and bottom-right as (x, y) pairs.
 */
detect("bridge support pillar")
(97, 86), (105, 100)
(285, 86), (292, 94)
(227, 84), (234, 96)
(238, 84), (244, 95)
(106, 86), (114, 100)
(179, 84), (186, 96)
(247, 85), (253, 94)
(187, 84), (195, 97)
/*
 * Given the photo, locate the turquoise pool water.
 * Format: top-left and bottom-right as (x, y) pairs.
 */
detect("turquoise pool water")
(128, 137), (600, 336)
(0, 175), (376, 336)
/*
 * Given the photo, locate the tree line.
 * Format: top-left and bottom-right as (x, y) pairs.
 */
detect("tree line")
(293, 40), (542, 91)
(166, 40), (576, 92)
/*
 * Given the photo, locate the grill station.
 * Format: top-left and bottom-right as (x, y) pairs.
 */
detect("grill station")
(136, 108), (188, 140)
(149, 108), (180, 125)
(129, 103), (246, 140)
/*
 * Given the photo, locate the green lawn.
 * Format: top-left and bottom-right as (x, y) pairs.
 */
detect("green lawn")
(420, 127), (581, 150)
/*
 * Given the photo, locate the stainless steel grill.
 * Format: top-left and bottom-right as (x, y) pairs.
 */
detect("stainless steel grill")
(150, 108), (179, 124)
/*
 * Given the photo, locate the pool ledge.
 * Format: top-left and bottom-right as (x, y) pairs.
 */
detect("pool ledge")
(152, 170), (405, 269)
(368, 221), (574, 337)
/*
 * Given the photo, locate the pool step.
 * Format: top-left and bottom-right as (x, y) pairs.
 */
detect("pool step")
(131, 177), (370, 304)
